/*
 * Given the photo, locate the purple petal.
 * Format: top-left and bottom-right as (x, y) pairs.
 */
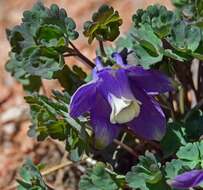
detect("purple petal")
(98, 68), (134, 99)
(90, 93), (122, 149)
(169, 170), (203, 189)
(127, 66), (172, 95)
(95, 56), (104, 71)
(70, 81), (97, 118)
(92, 56), (104, 80)
(97, 69), (120, 97)
(112, 52), (126, 66)
(128, 86), (166, 141)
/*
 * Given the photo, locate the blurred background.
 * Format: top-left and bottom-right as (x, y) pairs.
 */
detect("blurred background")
(0, 0), (172, 189)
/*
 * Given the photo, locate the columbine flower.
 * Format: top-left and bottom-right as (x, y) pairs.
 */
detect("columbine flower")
(169, 170), (203, 189)
(70, 52), (172, 148)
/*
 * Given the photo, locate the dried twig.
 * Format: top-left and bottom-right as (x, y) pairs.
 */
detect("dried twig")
(113, 139), (138, 158)
(41, 160), (73, 176)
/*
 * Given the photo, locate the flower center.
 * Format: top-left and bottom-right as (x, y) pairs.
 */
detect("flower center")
(108, 94), (141, 124)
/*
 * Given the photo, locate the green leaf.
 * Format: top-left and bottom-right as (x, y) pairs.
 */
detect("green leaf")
(164, 141), (203, 182)
(36, 24), (66, 48)
(25, 91), (90, 161)
(119, 21), (188, 66)
(161, 122), (186, 158)
(172, 0), (189, 7)
(165, 159), (185, 179)
(72, 65), (87, 80)
(176, 142), (200, 169)
(6, 2), (78, 82)
(192, 45), (203, 60)
(83, 4), (122, 43)
(79, 163), (121, 190)
(25, 92), (71, 138)
(53, 64), (84, 93)
(132, 24), (163, 67)
(7, 2), (78, 52)
(117, 24), (186, 65)
(116, 31), (134, 50)
(132, 5), (177, 38)
(168, 21), (201, 52)
(25, 94), (64, 141)
(23, 46), (64, 79)
(173, 0), (203, 19)
(6, 52), (42, 92)
(66, 126), (89, 161)
(163, 49), (186, 62)
(196, 0), (203, 17)
(17, 159), (48, 190)
(126, 152), (163, 190)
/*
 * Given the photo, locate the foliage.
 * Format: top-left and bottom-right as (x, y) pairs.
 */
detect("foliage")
(126, 152), (167, 190)
(83, 4), (122, 44)
(79, 163), (124, 190)
(164, 141), (203, 189)
(17, 159), (49, 190)
(172, 0), (203, 19)
(6, 2), (82, 92)
(25, 91), (90, 161)
(5, 1), (203, 190)
(168, 21), (201, 53)
(132, 5), (177, 38)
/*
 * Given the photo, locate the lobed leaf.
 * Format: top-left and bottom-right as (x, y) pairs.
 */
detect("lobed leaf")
(132, 5), (177, 38)
(25, 91), (90, 161)
(83, 4), (122, 44)
(131, 24), (163, 68)
(6, 52), (42, 92)
(17, 159), (48, 190)
(165, 159), (185, 180)
(172, 0), (203, 19)
(79, 163), (121, 190)
(6, 2), (78, 82)
(126, 152), (164, 190)
(168, 21), (201, 53)
(176, 141), (203, 169)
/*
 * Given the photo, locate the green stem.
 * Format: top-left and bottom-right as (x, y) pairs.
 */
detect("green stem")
(63, 52), (78, 57)
(68, 41), (95, 68)
(99, 40), (106, 57)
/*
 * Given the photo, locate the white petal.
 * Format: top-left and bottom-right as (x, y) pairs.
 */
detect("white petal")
(108, 94), (141, 124)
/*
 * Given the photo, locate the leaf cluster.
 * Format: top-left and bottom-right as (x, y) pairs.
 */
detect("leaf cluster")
(17, 159), (49, 190)
(118, 4), (203, 69)
(165, 140), (203, 188)
(6, 2), (81, 92)
(25, 91), (90, 161)
(83, 4), (122, 44)
(5, 1), (203, 190)
(172, 0), (203, 19)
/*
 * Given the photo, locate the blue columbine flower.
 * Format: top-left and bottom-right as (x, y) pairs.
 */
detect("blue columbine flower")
(70, 52), (172, 148)
(169, 170), (203, 189)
